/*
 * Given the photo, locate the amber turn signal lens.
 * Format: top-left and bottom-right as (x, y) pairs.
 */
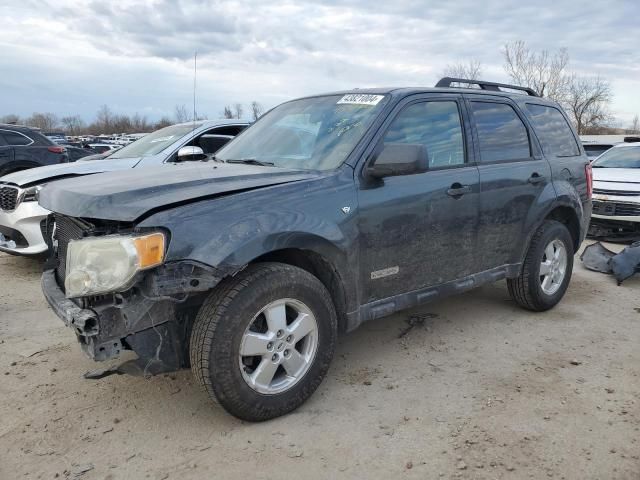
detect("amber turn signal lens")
(133, 233), (165, 269)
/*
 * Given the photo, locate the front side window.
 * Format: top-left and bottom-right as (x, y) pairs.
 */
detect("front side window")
(525, 103), (580, 157)
(470, 102), (531, 162)
(216, 94), (389, 170)
(592, 146), (640, 169)
(383, 101), (465, 168)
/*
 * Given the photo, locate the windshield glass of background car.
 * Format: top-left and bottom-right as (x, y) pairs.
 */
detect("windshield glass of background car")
(593, 147), (640, 168)
(215, 94), (389, 170)
(108, 124), (197, 159)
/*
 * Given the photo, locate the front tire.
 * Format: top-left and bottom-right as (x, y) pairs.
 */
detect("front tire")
(507, 220), (574, 312)
(190, 262), (338, 421)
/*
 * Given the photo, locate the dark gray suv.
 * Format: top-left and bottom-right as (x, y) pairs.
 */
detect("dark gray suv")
(40, 78), (593, 421)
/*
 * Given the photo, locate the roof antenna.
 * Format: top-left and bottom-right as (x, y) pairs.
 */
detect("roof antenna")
(192, 51), (197, 131)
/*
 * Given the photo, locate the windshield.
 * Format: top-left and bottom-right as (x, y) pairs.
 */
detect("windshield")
(593, 146), (640, 168)
(215, 94), (389, 170)
(108, 124), (197, 159)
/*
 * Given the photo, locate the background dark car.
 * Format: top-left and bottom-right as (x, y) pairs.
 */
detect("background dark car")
(0, 124), (69, 176)
(64, 146), (97, 161)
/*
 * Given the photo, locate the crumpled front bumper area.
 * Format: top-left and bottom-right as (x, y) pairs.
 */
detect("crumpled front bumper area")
(41, 260), (230, 376)
(41, 269), (188, 374)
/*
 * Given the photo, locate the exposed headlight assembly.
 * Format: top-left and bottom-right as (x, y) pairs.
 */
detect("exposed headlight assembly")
(65, 232), (165, 298)
(22, 185), (43, 203)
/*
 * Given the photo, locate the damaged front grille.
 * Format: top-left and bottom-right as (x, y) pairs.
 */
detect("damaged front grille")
(51, 214), (91, 288)
(0, 186), (19, 211)
(592, 201), (640, 217)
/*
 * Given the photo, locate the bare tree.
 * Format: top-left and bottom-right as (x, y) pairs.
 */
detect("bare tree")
(250, 101), (264, 121)
(631, 114), (640, 133)
(233, 103), (244, 119)
(155, 117), (173, 129)
(502, 40), (570, 100)
(222, 106), (234, 119)
(174, 104), (190, 123)
(442, 59), (482, 81)
(60, 115), (85, 135)
(131, 113), (150, 132)
(1, 114), (21, 124)
(566, 76), (612, 134)
(95, 105), (113, 132)
(27, 112), (59, 131)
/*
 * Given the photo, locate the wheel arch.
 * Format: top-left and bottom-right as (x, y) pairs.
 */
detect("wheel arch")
(515, 202), (582, 273)
(545, 205), (581, 252)
(247, 247), (351, 333)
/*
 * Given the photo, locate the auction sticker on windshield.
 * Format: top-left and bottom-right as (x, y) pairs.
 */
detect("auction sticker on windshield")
(337, 94), (384, 106)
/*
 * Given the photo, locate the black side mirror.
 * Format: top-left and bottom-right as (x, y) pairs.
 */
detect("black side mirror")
(366, 143), (429, 178)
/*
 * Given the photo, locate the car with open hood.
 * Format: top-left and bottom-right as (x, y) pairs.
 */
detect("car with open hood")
(0, 120), (247, 256)
(39, 79), (592, 421)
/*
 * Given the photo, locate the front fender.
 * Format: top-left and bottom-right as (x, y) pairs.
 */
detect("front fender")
(136, 169), (360, 310)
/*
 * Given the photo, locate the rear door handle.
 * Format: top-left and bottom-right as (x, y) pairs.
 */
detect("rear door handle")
(528, 173), (546, 184)
(447, 183), (472, 197)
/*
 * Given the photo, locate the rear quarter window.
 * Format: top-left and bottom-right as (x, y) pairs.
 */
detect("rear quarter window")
(525, 104), (580, 157)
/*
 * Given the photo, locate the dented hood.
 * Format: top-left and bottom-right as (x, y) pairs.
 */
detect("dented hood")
(0, 157), (141, 187)
(38, 162), (318, 222)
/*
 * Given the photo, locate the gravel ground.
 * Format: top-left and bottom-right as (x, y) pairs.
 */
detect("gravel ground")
(0, 243), (639, 480)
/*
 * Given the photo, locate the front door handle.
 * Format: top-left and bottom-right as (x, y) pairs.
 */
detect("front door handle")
(528, 173), (546, 184)
(447, 183), (472, 197)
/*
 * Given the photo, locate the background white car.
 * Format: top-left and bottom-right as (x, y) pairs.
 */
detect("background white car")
(589, 142), (640, 240)
(0, 120), (247, 256)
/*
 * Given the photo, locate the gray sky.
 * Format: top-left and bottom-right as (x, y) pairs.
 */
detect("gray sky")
(1, 0), (639, 126)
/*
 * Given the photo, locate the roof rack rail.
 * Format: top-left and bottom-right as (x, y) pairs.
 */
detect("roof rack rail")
(435, 77), (540, 97)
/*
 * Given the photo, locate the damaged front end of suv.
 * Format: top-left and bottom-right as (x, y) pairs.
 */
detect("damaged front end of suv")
(41, 214), (238, 376)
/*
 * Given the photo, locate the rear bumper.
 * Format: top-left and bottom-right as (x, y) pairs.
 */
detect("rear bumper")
(0, 201), (50, 255)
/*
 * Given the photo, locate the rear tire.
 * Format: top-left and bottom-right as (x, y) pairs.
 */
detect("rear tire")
(508, 220), (574, 312)
(190, 262), (338, 421)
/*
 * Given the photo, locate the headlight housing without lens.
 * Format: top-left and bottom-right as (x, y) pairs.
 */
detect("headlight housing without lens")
(64, 232), (165, 298)
(22, 185), (43, 203)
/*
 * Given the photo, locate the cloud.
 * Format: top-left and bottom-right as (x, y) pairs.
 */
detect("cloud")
(0, 0), (638, 124)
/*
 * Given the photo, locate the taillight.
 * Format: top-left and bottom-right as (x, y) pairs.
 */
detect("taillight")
(585, 163), (593, 198)
(48, 146), (66, 154)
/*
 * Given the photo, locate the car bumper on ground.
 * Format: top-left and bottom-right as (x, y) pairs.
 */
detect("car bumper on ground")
(0, 201), (50, 255)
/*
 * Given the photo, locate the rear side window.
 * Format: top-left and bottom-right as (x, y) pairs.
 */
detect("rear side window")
(470, 102), (530, 162)
(384, 101), (465, 168)
(1, 131), (32, 146)
(525, 104), (580, 157)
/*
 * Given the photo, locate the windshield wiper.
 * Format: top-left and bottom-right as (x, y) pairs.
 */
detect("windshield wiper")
(225, 158), (275, 167)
